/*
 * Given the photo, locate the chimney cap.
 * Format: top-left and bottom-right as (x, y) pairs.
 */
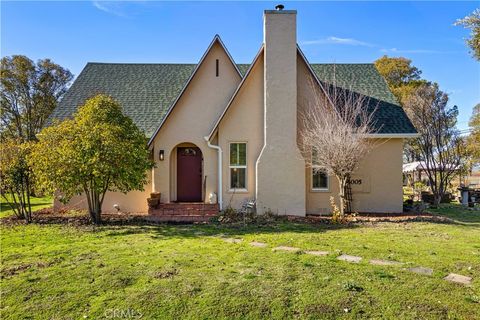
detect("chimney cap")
(275, 4), (284, 11)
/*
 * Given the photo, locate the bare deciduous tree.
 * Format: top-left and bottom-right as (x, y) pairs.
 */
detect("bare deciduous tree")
(403, 83), (464, 206)
(299, 76), (378, 217)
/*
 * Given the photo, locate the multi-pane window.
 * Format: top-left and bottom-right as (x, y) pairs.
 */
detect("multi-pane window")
(229, 143), (247, 190)
(312, 148), (329, 190)
(312, 168), (329, 190)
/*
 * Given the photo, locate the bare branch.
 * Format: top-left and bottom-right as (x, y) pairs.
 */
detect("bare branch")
(299, 71), (378, 216)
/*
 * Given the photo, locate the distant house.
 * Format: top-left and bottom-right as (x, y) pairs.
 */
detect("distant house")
(403, 161), (462, 187)
(466, 166), (480, 189)
(50, 7), (417, 219)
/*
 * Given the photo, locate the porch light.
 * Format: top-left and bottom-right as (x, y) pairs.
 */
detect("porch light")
(159, 149), (165, 161)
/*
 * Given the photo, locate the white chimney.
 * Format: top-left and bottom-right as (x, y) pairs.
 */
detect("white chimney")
(256, 6), (306, 215)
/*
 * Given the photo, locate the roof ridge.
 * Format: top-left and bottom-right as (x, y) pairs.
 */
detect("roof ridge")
(85, 62), (373, 66)
(309, 63), (374, 65)
(86, 62), (197, 66)
(86, 62), (251, 66)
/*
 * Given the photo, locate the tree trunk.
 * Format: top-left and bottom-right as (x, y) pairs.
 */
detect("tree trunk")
(89, 205), (102, 224)
(432, 179), (445, 207)
(86, 189), (102, 224)
(433, 187), (442, 207)
(337, 175), (347, 218)
(91, 195), (102, 224)
(94, 197), (102, 224)
(433, 195), (441, 207)
(25, 176), (32, 223)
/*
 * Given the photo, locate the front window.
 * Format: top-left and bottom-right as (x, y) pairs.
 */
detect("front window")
(312, 168), (329, 190)
(230, 143), (247, 190)
(312, 148), (329, 190)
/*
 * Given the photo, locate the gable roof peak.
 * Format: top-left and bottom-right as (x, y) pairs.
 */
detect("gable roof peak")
(146, 34), (242, 146)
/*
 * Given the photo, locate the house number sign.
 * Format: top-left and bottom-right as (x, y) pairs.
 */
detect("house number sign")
(348, 178), (362, 185)
(348, 175), (370, 193)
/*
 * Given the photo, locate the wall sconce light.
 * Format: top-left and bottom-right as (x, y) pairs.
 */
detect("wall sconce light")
(159, 149), (165, 161)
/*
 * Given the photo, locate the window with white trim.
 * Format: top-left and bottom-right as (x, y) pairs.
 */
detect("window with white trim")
(312, 148), (329, 190)
(229, 143), (247, 190)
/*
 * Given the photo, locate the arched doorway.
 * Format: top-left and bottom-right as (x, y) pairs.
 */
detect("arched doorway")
(176, 144), (203, 202)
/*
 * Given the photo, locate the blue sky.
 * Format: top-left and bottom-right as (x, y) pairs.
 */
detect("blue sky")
(2, 1), (479, 130)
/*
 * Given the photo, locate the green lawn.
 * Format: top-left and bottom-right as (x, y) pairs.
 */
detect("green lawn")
(0, 195), (53, 218)
(1, 205), (479, 319)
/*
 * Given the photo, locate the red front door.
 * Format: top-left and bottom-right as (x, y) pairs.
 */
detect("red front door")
(177, 147), (203, 202)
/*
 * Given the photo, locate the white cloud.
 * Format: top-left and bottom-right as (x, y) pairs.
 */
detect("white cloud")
(92, 1), (128, 17)
(380, 48), (442, 54)
(301, 37), (448, 55)
(301, 36), (374, 47)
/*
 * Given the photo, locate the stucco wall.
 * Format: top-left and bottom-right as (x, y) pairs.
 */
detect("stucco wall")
(256, 10), (306, 215)
(54, 170), (152, 213)
(217, 54), (265, 209)
(305, 138), (404, 214)
(151, 41), (242, 204)
(56, 41), (241, 213)
(56, 40), (405, 215)
(296, 52), (404, 214)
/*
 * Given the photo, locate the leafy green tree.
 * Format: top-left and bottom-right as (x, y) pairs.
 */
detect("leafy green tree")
(375, 56), (429, 162)
(31, 95), (153, 224)
(455, 9), (480, 60)
(374, 55), (428, 106)
(374, 56), (421, 88)
(0, 139), (35, 222)
(467, 103), (480, 165)
(1, 55), (73, 141)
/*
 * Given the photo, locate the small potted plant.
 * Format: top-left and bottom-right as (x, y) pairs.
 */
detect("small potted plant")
(147, 192), (161, 209)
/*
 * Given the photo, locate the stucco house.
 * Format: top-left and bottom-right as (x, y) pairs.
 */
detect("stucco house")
(51, 7), (417, 220)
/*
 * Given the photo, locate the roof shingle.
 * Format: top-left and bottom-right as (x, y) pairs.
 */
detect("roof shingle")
(50, 61), (416, 137)
(50, 63), (249, 138)
(310, 64), (417, 134)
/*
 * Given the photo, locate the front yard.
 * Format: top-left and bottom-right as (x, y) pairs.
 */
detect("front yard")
(1, 204), (479, 319)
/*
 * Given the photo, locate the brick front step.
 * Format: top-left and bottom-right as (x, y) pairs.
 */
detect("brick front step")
(148, 203), (219, 222)
(145, 215), (215, 223)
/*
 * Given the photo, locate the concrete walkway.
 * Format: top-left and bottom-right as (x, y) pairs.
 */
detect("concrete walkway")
(220, 237), (473, 286)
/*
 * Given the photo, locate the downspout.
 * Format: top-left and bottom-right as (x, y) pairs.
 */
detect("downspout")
(204, 136), (223, 211)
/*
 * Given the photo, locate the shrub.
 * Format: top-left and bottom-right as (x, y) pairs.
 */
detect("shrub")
(0, 139), (35, 222)
(31, 95), (153, 224)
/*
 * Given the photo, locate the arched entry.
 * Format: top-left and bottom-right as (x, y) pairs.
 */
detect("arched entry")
(176, 144), (203, 202)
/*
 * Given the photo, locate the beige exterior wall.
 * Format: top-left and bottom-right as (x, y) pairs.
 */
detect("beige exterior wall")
(256, 10), (306, 215)
(56, 41), (241, 213)
(54, 170), (152, 213)
(215, 47), (405, 215)
(217, 54), (264, 209)
(305, 139), (404, 214)
(56, 24), (406, 216)
(151, 41), (242, 204)
(296, 53), (404, 214)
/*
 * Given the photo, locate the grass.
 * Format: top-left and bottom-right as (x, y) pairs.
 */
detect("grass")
(428, 203), (480, 224)
(1, 204), (479, 319)
(0, 195), (53, 218)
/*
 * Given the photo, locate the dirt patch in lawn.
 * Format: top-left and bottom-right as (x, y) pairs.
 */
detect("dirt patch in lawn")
(0, 208), (150, 227)
(289, 213), (453, 224)
(152, 269), (179, 279)
(1, 258), (62, 278)
(0, 207), (454, 228)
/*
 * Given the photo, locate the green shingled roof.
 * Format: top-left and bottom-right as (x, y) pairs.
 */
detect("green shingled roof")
(310, 64), (417, 134)
(50, 61), (416, 138)
(236, 64), (250, 76)
(50, 63), (250, 138)
(310, 64), (398, 105)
